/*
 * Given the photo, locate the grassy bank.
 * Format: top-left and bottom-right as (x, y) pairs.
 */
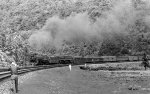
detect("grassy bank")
(80, 61), (145, 71)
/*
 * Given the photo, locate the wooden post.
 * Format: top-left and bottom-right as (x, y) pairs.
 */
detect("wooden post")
(10, 79), (16, 94)
(69, 64), (71, 71)
(85, 63), (87, 68)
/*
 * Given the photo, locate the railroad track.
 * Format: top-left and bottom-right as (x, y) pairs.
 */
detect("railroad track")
(0, 64), (68, 81)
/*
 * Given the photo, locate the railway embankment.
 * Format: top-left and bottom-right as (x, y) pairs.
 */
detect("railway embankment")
(80, 61), (145, 71)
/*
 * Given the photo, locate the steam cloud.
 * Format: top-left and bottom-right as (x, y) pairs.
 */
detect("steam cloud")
(29, 0), (150, 51)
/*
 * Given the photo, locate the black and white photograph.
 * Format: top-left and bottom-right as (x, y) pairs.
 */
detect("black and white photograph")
(0, 0), (150, 94)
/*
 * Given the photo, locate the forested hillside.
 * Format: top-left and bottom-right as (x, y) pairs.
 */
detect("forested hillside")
(0, 0), (149, 65)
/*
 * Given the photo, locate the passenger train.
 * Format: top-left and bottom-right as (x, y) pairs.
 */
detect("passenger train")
(29, 53), (148, 65)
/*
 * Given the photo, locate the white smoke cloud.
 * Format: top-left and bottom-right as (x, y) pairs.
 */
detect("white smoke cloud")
(29, 0), (150, 51)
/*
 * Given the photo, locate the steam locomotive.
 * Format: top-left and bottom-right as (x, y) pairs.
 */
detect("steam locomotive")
(29, 53), (149, 65)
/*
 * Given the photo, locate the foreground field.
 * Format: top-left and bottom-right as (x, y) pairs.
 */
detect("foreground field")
(14, 62), (150, 94)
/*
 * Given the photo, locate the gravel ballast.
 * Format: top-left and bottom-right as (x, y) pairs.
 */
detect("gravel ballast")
(0, 72), (37, 94)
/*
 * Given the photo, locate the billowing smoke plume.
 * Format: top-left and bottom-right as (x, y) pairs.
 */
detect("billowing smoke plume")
(29, 0), (150, 52)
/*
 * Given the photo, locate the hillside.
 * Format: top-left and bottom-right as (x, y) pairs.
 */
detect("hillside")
(0, 0), (149, 65)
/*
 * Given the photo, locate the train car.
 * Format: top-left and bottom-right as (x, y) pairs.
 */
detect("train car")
(49, 56), (60, 64)
(101, 56), (117, 62)
(73, 56), (86, 64)
(58, 55), (74, 64)
(128, 56), (138, 61)
(85, 57), (93, 63)
(138, 56), (143, 61)
(138, 55), (150, 61)
(91, 57), (103, 63)
(116, 56), (129, 61)
(79, 56), (104, 64)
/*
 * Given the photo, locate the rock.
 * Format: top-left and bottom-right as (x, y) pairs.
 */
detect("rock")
(128, 84), (141, 90)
